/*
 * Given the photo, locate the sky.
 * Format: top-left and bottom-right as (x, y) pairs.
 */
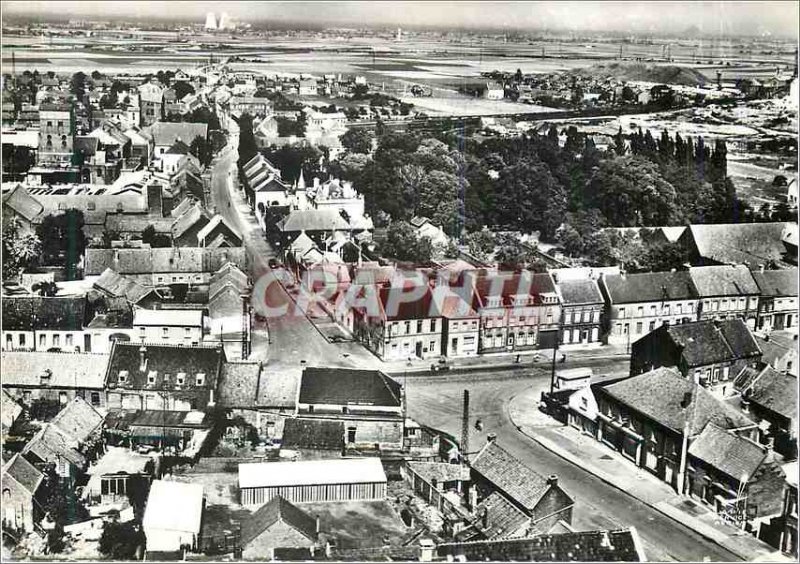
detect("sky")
(4, 1), (798, 37)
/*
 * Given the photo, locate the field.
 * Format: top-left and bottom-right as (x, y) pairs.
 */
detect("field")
(400, 95), (553, 116)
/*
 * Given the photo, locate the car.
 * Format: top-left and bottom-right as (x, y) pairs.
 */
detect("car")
(431, 362), (451, 372)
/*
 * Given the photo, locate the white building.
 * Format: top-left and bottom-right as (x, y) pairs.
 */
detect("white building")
(143, 480), (204, 552)
(132, 309), (203, 346)
(484, 82), (505, 100)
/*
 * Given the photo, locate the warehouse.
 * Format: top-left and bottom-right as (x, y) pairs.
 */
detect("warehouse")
(238, 458), (387, 507)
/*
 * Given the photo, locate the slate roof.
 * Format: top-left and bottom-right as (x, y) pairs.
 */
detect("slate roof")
(685, 222), (790, 269)
(689, 423), (768, 482)
(556, 278), (604, 306)
(2, 453), (45, 496)
(661, 319), (761, 366)
(470, 441), (556, 513)
(148, 121), (208, 147)
(23, 424), (86, 468)
(166, 139), (191, 156)
(216, 362), (261, 408)
(104, 214), (173, 235)
(436, 528), (646, 562)
(50, 397), (104, 443)
(474, 271), (557, 307)
(475, 491), (529, 539)
(171, 204), (210, 239)
(747, 366), (798, 422)
(602, 271), (697, 304)
(281, 418), (344, 451)
(406, 462), (471, 484)
(376, 284), (441, 321)
(84, 247), (247, 276)
(298, 367), (402, 408)
(256, 369), (300, 409)
(210, 262), (248, 293)
(688, 265), (760, 297)
(1, 352), (109, 389)
(196, 215), (242, 246)
(1, 296), (87, 331)
(278, 209), (351, 232)
(241, 495), (318, 548)
(105, 341), (225, 390)
(93, 268), (153, 303)
(751, 268), (798, 297)
(2, 184), (44, 222)
(600, 367), (755, 435)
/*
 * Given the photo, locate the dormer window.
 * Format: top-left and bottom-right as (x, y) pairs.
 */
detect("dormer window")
(176, 372), (185, 386)
(148, 371), (157, 385)
(196, 373), (205, 387)
(118, 370), (128, 384)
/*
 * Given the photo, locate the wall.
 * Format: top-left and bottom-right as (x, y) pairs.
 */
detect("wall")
(1, 480), (37, 532)
(132, 325), (203, 346)
(144, 527), (196, 552)
(530, 487), (574, 534)
(560, 305), (603, 345)
(241, 481), (386, 506)
(242, 521), (315, 560)
(4, 386), (106, 410)
(607, 299), (700, 345)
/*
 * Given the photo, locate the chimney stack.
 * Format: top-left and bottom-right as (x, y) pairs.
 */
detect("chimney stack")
(547, 475), (559, 487)
(419, 539), (435, 563)
(139, 345), (148, 373)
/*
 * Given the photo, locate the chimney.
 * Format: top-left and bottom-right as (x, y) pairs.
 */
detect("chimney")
(139, 345), (148, 373)
(546, 475), (559, 488)
(419, 539), (436, 563)
(315, 515), (320, 535)
(740, 398), (750, 413)
(765, 435), (775, 451)
(760, 264), (765, 273)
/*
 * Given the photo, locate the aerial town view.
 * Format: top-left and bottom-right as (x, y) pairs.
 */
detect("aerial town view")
(0, 1), (798, 562)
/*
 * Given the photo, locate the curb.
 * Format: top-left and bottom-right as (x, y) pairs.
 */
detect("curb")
(506, 390), (774, 562)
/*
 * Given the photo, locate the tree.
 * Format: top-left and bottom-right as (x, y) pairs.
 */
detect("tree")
(100, 228), (119, 248)
(33, 280), (59, 297)
(189, 135), (212, 167)
(493, 233), (539, 270)
(237, 113), (258, 168)
(381, 221), (433, 263)
(2, 217), (41, 279)
(635, 240), (689, 273)
(465, 228), (496, 262)
(36, 210), (87, 280)
(340, 128), (373, 154)
(99, 522), (145, 560)
(70, 71), (87, 105)
(172, 80), (195, 100)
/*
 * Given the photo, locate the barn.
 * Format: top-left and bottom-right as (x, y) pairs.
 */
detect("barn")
(238, 458), (387, 507)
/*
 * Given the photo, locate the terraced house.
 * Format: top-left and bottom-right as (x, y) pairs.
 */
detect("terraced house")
(689, 265), (760, 329)
(751, 267), (798, 332)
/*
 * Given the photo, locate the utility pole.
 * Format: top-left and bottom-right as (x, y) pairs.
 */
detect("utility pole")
(461, 390), (470, 463)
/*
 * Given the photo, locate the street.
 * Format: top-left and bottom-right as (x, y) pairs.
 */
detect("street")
(404, 363), (742, 563)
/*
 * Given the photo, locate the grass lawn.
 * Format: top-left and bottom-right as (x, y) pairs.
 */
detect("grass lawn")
(300, 500), (411, 549)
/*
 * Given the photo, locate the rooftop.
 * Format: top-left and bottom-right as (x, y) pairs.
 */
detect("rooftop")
(2, 453), (45, 496)
(2, 295), (87, 331)
(216, 362), (261, 408)
(1, 351), (109, 389)
(239, 458), (387, 489)
(602, 271), (697, 304)
(685, 222), (792, 269)
(143, 480), (204, 535)
(751, 268), (798, 298)
(688, 265), (760, 297)
(241, 496), (318, 547)
(556, 278), (604, 306)
(299, 367), (402, 408)
(84, 247), (247, 276)
(282, 418), (344, 451)
(688, 423), (768, 483)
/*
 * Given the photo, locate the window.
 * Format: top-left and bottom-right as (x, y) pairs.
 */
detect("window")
(184, 328), (191, 339)
(307, 405), (314, 413)
(636, 322), (643, 334)
(176, 373), (185, 386)
(688, 303), (694, 312)
(676, 304), (682, 315)
(347, 427), (357, 444)
(637, 306), (644, 317)
(649, 321), (656, 331)
(431, 319), (437, 332)
(59, 392), (67, 404)
(65, 334), (73, 347)
(721, 299), (728, 311)
(342, 406), (349, 414)
(87, 202), (96, 210)
(429, 340), (436, 352)
(52, 334), (60, 347)
(623, 323), (629, 335)
(5, 334), (12, 348)
(416, 320), (423, 334)
(581, 397), (588, 409)
(615, 323), (622, 335)
(23, 390), (32, 402)
(162, 327), (169, 338)
(404, 321), (410, 334)
(664, 305), (670, 316)
(148, 371), (156, 385)
(592, 311), (599, 323)
(571, 312), (577, 324)
(650, 305), (657, 316)
(90, 392), (101, 406)
(619, 308), (626, 318)
(196, 373), (205, 386)
(118, 371), (128, 384)
(38, 334), (45, 349)
(19, 334), (25, 347)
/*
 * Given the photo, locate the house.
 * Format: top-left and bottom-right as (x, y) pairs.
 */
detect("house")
(678, 222), (794, 269)
(104, 341), (225, 411)
(84, 247), (247, 286)
(630, 318), (762, 397)
(160, 139), (200, 175)
(484, 82), (505, 100)
(686, 423), (786, 535)
(755, 332), (798, 376)
(22, 397), (105, 478)
(297, 367), (404, 451)
(1, 454), (46, 533)
(782, 223), (798, 264)
(277, 209), (354, 247)
(553, 277), (604, 347)
(589, 367), (757, 490)
(474, 271), (561, 354)
(2, 296), (89, 353)
(93, 268), (158, 306)
(433, 527), (647, 562)
(435, 283), (481, 358)
(751, 267), (798, 332)
(240, 495), (319, 560)
(2, 183), (43, 232)
(238, 457), (387, 507)
(738, 366), (798, 461)
(132, 309), (204, 346)
(196, 215), (242, 247)
(143, 480), (204, 552)
(138, 80), (165, 126)
(298, 79), (318, 96)
(689, 265), (761, 328)
(147, 121), (208, 158)
(171, 201), (211, 246)
(599, 271), (700, 347)
(2, 390), (23, 440)
(82, 446), (153, 513)
(1, 351), (109, 409)
(281, 418), (345, 459)
(780, 464), (798, 557)
(38, 102), (74, 166)
(410, 216), (450, 248)
(350, 282), (444, 361)
(305, 177), (366, 223)
(470, 441), (575, 537)
(104, 409), (213, 456)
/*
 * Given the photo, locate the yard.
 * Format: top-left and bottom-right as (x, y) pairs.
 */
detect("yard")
(300, 500), (411, 549)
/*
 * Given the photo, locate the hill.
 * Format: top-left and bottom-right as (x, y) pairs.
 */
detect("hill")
(571, 62), (708, 86)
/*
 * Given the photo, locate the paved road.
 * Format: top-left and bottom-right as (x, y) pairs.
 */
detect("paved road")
(209, 137), (374, 370)
(404, 363), (742, 563)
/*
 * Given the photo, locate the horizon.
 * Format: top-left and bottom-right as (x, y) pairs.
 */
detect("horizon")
(3, 1), (798, 39)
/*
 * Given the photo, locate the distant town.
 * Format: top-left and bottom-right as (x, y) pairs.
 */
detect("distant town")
(1, 3), (798, 563)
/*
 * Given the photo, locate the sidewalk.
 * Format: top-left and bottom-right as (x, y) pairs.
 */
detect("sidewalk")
(507, 385), (792, 562)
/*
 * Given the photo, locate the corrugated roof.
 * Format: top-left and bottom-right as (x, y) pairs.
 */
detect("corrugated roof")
(298, 367), (401, 408)
(238, 458), (387, 489)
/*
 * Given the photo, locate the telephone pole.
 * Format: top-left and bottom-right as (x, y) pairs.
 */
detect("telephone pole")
(461, 390), (470, 463)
